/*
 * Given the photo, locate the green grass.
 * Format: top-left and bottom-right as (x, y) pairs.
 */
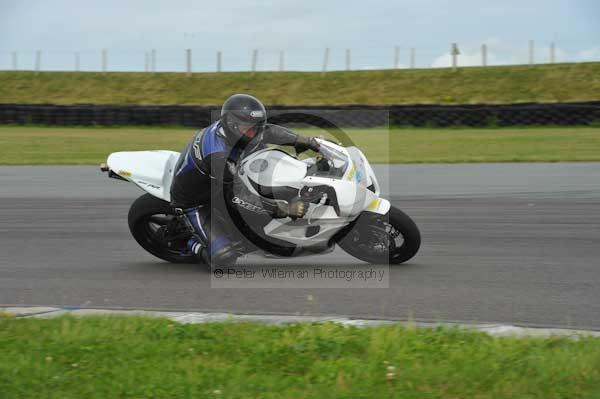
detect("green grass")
(1, 125), (600, 164)
(0, 316), (599, 398)
(1, 63), (600, 105)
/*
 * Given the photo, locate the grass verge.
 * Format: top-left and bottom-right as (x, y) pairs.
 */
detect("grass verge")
(1, 316), (599, 398)
(1, 62), (600, 105)
(1, 126), (600, 164)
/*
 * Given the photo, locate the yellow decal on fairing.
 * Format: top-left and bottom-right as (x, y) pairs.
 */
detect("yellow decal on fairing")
(118, 170), (132, 177)
(367, 198), (381, 211)
(346, 162), (357, 181)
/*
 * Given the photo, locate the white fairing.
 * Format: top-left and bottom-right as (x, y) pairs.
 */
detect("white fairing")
(239, 140), (390, 247)
(347, 146), (380, 195)
(105, 139), (390, 250)
(239, 149), (307, 196)
(106, 150), (180, 202)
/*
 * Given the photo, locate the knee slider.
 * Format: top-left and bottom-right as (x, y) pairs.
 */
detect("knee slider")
(210, 244), (238, 265)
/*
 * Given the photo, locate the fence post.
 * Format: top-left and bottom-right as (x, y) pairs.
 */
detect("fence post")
(217, 50), (222, 72)
(251, 49), (258, 74)
(550, 42), (555, 64)
(151, 49), (156, 73)
(11, 51), (17, 70)
(101, 49), (107, 74)
(345, 49), (351, 71)
(394, 46), (400, 69)
(186, 49), (192, 76)
(528, 40), (534, 65)
(35, 50), (41, 72)
(75, 51), (80, 71)
(278, 50), (284, 71)
(410, 47), (415, 69)
(481, 44), (487, 66)
(144, 52), (148, 72)
(321, 47), (330, 76)
(451, 43), (459, 71)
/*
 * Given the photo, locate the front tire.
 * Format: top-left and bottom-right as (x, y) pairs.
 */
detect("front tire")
(128, 193), (196, 263)
(336, 206), (421, 264)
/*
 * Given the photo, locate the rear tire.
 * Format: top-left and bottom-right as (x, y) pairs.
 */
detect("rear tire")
(128, 193), (197, 264)
(337, 206), (421, 264)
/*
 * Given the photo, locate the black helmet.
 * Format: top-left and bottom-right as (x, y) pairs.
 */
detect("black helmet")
(221, 94), (267, 146)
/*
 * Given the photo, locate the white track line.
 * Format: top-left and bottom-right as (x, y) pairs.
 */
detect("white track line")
(2, 306), (599, 339)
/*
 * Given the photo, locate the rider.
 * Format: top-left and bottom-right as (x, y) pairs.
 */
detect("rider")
(170, 94), (321, 265)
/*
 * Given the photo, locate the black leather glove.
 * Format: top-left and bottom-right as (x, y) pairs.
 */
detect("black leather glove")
(288, 198), (308, 220)
(273, 201), (289, 219)
(273, 198), (309, 219)
(294, 136), (321, 154)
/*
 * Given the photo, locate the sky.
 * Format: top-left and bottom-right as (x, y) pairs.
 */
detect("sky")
(0, 0), (598, 72)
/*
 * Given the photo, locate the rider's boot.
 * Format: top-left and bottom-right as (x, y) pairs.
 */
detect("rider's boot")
(187, 235), (208, 261)
(178, 206), (238, 266)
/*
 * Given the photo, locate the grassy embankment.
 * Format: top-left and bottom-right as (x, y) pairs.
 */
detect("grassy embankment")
(1, 62), (599, 105)
(2, 63), (599, 164)
(1, 315), (599, 398)
(0, 125), (599, 164)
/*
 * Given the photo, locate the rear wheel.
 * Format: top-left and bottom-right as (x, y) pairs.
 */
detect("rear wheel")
(128, 194), (197, 263)
(336, 206), (421, 264)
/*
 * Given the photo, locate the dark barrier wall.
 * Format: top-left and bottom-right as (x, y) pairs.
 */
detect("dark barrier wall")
(1, 102), (599, 127)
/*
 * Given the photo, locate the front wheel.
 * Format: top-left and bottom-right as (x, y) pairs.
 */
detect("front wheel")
(336, 206), (421, 264)
(128, 193), (197, 263)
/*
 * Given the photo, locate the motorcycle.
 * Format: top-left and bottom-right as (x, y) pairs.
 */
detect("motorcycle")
(100, 137), (420, 265)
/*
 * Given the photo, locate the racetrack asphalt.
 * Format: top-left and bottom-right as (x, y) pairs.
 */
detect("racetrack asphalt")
(1, 163), (599, 329)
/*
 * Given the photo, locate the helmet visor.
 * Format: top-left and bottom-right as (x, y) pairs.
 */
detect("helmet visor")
(238, 123), (259, 139)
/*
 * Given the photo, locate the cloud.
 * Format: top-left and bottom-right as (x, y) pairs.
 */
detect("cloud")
(431, 51), (486, 68)
(577, 48), (600, 61)
(431, 43), (505, 68)
(430, 41), (576, 68)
